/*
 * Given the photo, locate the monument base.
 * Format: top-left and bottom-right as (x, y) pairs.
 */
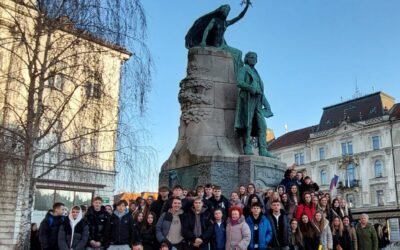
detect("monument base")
(159, 155), (286, 194)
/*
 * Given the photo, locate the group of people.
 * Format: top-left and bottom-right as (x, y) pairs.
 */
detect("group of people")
(32, 168), (391, 250)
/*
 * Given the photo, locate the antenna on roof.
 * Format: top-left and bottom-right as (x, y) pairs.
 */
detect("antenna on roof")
(352, 78), (362, 99)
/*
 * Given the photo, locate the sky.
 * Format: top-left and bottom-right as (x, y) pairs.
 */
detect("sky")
(124, 0), (400, 192)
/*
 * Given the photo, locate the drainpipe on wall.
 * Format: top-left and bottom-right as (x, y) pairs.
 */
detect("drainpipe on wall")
(389, 118), (399, 207)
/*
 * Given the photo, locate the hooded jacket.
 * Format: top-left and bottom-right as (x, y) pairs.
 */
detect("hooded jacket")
(39, 210), (66, 250)
(58, 206), (89, 250)
(85, 205), (110, 247)
(356, 223), (378, 250)
(246, 214), (273, 250)
(108, 209), (138, 246)
(156, 208), (185, 244)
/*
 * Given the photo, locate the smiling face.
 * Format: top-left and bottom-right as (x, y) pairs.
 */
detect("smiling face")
(147, 214), (154, 224)
(301, 214), (309, 224)
(231, 210), (240, 220)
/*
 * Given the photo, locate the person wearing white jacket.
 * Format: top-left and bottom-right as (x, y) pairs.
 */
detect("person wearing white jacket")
(312, 211), (333, 250)
(58, 206), (89, 250)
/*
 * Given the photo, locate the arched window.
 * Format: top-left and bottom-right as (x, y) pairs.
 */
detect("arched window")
(374, 160), (383, 177)
(320, 170), (327, 185)
(346, 164), (356, 187)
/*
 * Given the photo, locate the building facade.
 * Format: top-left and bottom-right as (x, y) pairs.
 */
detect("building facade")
(269, 91), (400, 240)
(0, 1), (130, 248)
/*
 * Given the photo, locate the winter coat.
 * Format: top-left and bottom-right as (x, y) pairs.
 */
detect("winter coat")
(108, 209), (138, 246)
(332, 228), (352, 250)
(280, 177), (297, 194)
(39, 210), (66, 250)
(346, 226), (358, 250)
(30, 230), (41, 250)
(295, 203), (316, 221)
(211, 221), (226, 250)
(312, 219), (332, 250)
(156, 209), (185, 244)
(267, 209), (289, 248)
(356, 223), (378, 250)
(246, 215), (273, 250)
(209, 195), (231, 216)
(161, 196), (191, 213)
(301, 183), (319, 195)
(85, 205), (110, 247)
(283, 201), (297, 220)
(288, 230), (304, 250)
(150, 195), (168, 219)
(183, 207), (214, 250)
(140, 224), (159, 250)
(225, 216), (251, 250)
(58, 207), (89, 250)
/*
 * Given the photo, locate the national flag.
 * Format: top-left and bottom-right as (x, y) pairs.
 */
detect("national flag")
(330, 175), (339, 191)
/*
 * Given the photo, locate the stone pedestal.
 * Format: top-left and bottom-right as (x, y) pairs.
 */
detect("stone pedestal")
(159, 47), (286, 193)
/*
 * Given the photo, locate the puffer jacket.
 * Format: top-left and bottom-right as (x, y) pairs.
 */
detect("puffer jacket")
(312, 218), (332, 250)
(58, 207), (89, 250)
(246, 215), (273, 250)
(85, 205), (110, 247)
(108, 209), (138, 246)
(225, 216), (250, 250)
(39, 210), (66, 250)
(356, 223), (378, 250)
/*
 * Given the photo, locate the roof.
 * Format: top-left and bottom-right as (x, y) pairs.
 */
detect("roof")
(317, 92), (395, 131)
(268, 125), (317, 150)
(390, 103), (400, 120)
(269, 91), (399, 151)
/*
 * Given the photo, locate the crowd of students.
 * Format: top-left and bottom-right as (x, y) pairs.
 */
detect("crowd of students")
(31, 168), (391, 250)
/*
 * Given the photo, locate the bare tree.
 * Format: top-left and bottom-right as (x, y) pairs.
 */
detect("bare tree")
(0, 0), (152, 248)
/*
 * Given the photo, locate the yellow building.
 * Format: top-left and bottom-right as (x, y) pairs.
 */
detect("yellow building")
(0, 1), (130, 248)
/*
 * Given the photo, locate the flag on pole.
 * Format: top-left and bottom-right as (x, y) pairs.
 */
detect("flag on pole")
(330, 175), (339, 191)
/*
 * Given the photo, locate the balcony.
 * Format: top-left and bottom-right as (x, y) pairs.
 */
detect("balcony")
(338, 179), (360, 189)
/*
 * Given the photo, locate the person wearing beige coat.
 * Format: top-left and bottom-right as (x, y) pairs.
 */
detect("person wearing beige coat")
(225, 207), (250, 250)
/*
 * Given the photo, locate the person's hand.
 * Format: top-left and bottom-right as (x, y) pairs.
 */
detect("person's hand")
(194, 238), (203, 246)
(90, 240), (96, 247)
(95, 241), (101, 248)
(249, 85), (257, 95)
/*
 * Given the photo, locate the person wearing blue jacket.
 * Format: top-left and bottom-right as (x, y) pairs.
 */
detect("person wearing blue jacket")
(246, 202), (273, 250)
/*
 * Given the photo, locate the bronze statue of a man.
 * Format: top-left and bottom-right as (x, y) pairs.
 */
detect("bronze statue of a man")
(234, 52), (274, 157)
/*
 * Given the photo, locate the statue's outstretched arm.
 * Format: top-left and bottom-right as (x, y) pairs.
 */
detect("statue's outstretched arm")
(201, 19), (216, 47)
(227, 1), (250, 26)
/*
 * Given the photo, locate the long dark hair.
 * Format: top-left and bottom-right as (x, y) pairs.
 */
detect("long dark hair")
(290, 218), (304, 247)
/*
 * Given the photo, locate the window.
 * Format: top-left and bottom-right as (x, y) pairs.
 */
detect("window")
(346, 164), (356, 187)
(372, 136), (380, 150)
(341, 141), (353, 156)
(319, 147), (325, 160)
(320, 170), (328, 185)
(48, 74), (64, 90)
(295, 153), (304, 165)
(85, 82), (102, 99)
(34, 188), (93, 211)
(374, 160), (383, 177)
(377, 190), (385, 206)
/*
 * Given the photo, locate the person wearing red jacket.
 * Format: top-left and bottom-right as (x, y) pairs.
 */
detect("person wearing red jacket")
(295, 192), (316, 220)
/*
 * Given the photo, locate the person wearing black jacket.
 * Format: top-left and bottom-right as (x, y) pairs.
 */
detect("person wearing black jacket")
(300, 177), (319, 196)
(30, 223), (41, 250)
(183, 197), (214, 250)
(107, 200), (139, 249)
(140, 212), (159, 250)
(209, 185), (230, 217)
(332, 216), (352, 250)
(58, 206), (89, 250)
(266, 200), (289, 249)
(150, 186), (170, 218)
(85, 197), (110, 249)
(39, 202), (66, 250)
(161, 185), (191, 213)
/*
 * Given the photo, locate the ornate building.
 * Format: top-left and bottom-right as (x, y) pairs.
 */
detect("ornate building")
(269, 91), (400, 240)
(0, 1), (130, 248)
